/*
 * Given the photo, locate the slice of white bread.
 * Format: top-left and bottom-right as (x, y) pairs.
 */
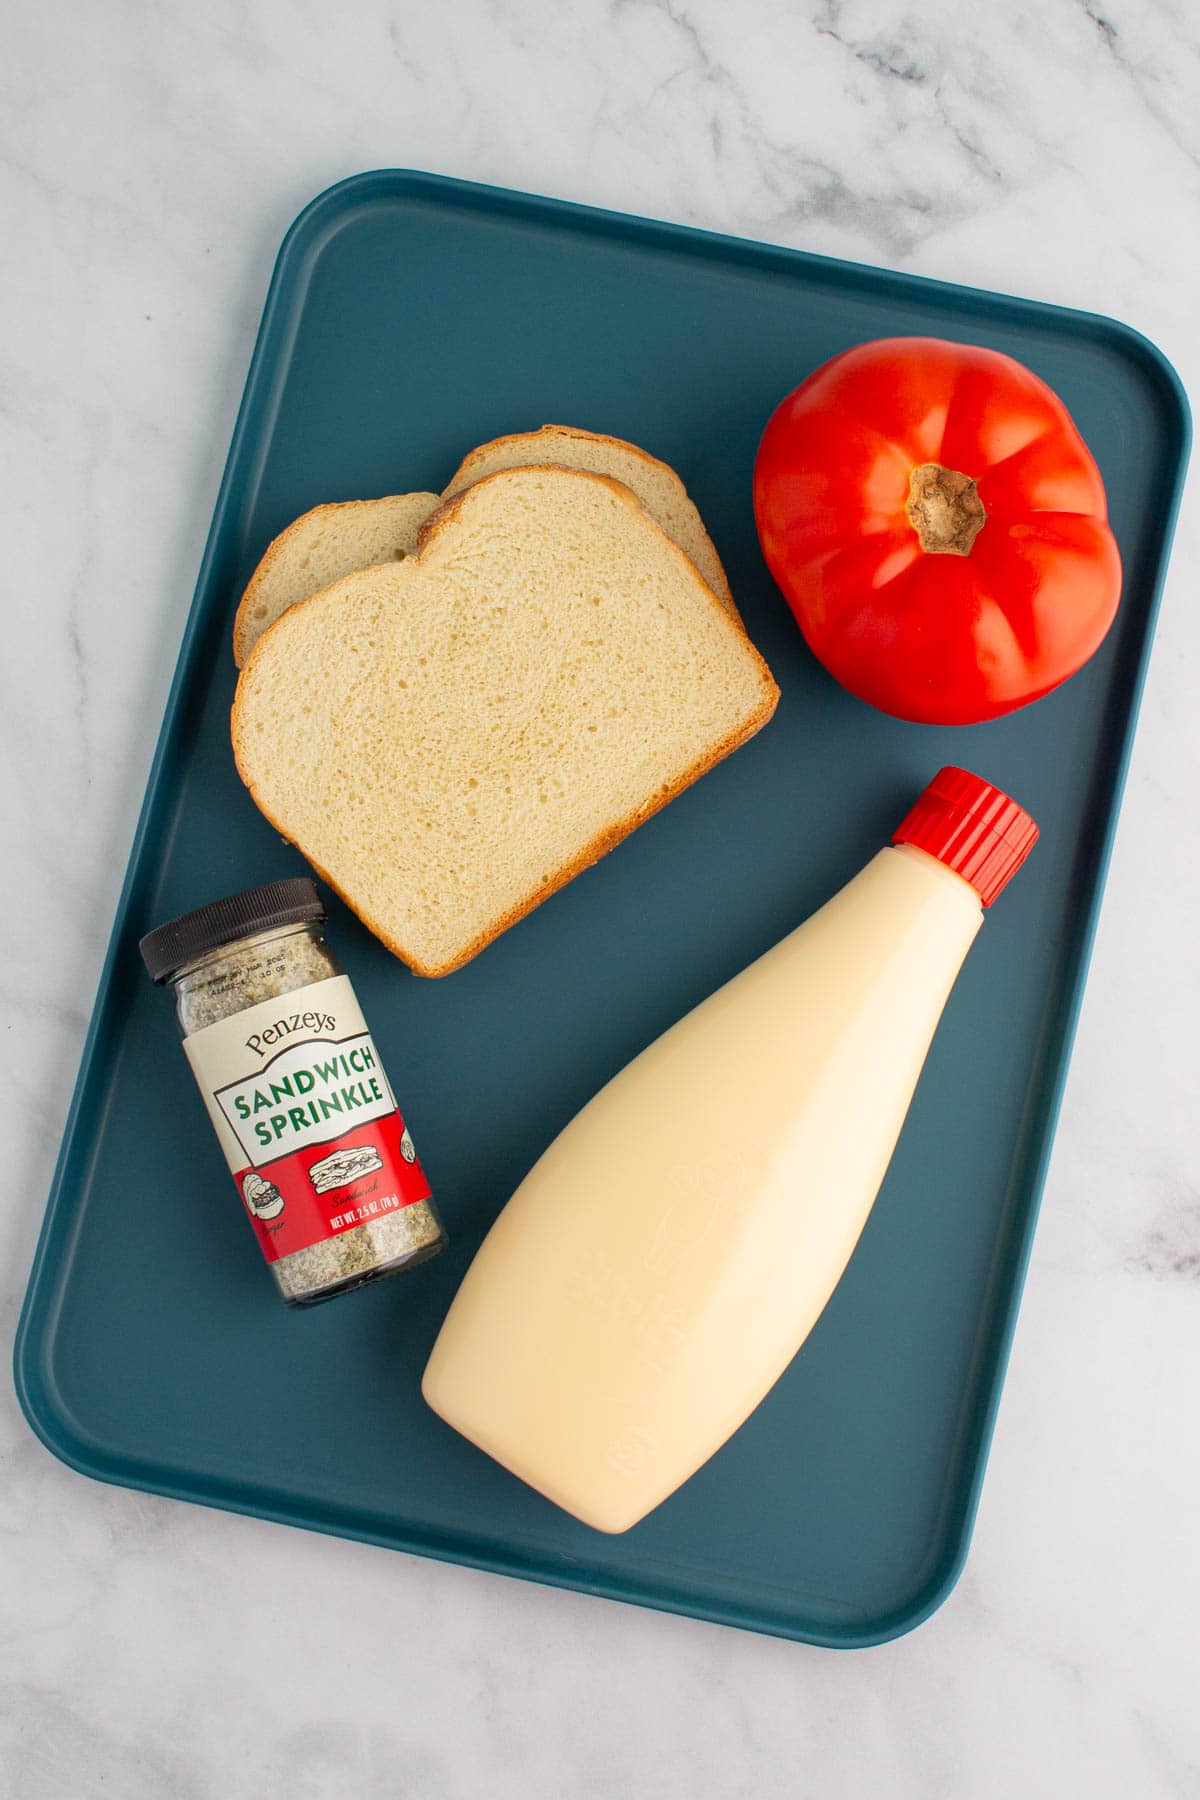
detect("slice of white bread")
(444, 425), (738, 622)
(232, 466), (778, 977)
(232, 492), (440, 666)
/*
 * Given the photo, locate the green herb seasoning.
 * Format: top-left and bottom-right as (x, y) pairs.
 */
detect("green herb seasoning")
(140, 878), (446, 1306)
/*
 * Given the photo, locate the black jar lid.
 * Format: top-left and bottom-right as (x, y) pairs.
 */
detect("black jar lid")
(139, 877), (326, 983)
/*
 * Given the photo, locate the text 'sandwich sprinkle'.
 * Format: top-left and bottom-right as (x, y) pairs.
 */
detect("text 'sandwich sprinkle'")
(140, 878), (446, 1306)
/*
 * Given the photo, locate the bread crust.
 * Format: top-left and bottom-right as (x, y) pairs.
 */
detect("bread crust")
(232, 466), (778, 977)
(231, 493), (439, 667)
(443, 424), (738, 621)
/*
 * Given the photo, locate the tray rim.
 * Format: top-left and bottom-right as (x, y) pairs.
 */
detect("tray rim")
(13, 167), (1192, 1651)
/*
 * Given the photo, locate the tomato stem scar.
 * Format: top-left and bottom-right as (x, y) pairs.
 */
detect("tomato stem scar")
(906, 463), (987, 556)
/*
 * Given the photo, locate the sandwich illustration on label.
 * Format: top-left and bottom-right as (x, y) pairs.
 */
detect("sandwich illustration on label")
(308, 1144), (386, 1194)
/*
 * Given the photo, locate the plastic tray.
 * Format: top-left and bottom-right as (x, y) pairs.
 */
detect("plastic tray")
(14, 171), (1189, 1648)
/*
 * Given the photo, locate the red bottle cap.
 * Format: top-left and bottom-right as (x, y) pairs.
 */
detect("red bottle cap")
(893, 767), (1038, 906)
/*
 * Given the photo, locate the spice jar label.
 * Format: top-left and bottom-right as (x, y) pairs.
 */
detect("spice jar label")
(182, 975), (431, 1264)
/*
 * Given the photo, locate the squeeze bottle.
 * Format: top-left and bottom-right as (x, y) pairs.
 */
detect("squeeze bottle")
(423, 768), (1038, 1533)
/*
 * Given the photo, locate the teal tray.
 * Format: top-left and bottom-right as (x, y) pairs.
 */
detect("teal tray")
(14, 171), (1189, 1648)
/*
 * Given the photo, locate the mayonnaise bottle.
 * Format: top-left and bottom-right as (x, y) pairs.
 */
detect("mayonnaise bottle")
(423, 768), (1038, 1533)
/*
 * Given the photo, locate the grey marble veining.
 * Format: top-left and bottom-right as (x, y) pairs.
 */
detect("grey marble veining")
(3, 1), (1199, 1795)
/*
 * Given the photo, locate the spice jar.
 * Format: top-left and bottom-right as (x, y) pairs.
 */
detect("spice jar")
(140, 877), (447, 1306)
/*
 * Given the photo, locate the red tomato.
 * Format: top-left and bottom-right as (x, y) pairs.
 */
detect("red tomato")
(753, 336), (1122, 724)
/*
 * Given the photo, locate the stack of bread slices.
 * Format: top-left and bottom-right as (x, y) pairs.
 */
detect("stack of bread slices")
(232, 426), (778, 976)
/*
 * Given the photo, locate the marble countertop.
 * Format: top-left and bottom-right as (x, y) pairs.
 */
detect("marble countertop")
(4, 2), (1198, 1795)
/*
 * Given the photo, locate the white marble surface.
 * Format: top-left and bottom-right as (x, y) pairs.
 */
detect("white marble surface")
(3, 1), (1199, 1794)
